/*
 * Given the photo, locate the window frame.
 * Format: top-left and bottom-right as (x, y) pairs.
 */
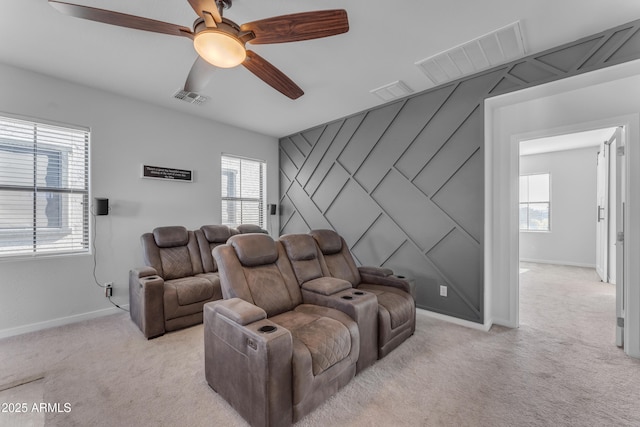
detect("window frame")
(220, 154), (266, 228)
(0, 113), (90, 259)
(519, 172), (551, 232)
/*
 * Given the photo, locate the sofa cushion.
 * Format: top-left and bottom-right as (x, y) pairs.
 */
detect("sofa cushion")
(271, 310), (351, 376)
(358, 284), (413, 329)
(310, 229), (343, 255)
(201, 225), (235, 243)
(237, 224), (268, 234)
(159, 246), (193, 280)
(165, 276), (215, 306)
(229, 233), (278, 267)
(153, 226), (189, 248)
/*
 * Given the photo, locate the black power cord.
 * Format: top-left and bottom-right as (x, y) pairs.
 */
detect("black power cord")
(91, 207), (128, 312)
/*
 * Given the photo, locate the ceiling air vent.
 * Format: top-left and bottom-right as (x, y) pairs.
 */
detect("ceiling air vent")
(415, 21), (525, 86)
(370, 80), (413, 102)
(173, 90), (209, 105)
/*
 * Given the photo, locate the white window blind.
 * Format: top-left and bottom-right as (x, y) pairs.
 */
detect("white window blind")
(221, 154), (266, 228)
(0, 115), (90, 258)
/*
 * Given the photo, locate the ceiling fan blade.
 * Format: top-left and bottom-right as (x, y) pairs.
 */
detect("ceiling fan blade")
(241, 9), (348, 45)
(186, 0), (222, 24)
(48, 1), (193, 38)
(184, 56), (217, 93)
(242, 50), (303, 99)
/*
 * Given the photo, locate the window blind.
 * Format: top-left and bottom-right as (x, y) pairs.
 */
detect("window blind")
(221, 154), (266, 228)
(0, 115), (90, 258)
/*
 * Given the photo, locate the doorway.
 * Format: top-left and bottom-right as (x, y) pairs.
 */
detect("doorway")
(517, 126), (623, 349)
(484, 58), (640, 358)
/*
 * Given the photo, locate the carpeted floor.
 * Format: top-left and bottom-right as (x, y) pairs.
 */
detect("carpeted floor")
(1, 262), (639, 426)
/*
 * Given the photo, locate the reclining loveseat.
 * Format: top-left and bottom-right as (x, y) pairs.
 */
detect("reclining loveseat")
(204, 230), (416, 426)
(129, 224), (266, 339)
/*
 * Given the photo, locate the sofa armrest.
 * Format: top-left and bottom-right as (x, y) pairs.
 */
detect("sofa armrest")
(204, 301), (293, 426)
(358, 266), (393, 277)
(133, 266), (158, 278)
(358, 272), (413, 296)
(301, 277), (352, 296)
(129, 269), (165, 339)
(210, 298), (267, 325)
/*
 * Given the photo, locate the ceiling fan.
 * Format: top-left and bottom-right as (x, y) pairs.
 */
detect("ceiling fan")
(47, 0), (349, 99)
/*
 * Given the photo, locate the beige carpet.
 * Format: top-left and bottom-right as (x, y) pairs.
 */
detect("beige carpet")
(1, 263), (639, 426)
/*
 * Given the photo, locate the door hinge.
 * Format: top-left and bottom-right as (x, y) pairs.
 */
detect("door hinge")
(617, 146), (625, 156)
(618, 317), (625, 327)
(617, 231), (624, 242)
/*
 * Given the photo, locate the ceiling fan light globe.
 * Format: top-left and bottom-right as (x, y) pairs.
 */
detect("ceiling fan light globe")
(194, 30), (246, 68)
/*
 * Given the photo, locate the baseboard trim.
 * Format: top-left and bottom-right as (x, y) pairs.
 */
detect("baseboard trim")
(0, 305), (130, 340)
(416, 308), (492, 331)
(520, 258), (596, 268)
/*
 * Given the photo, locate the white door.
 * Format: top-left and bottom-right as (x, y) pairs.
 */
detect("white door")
(595, 141), (609, 281)
(614, 127), (625, 347)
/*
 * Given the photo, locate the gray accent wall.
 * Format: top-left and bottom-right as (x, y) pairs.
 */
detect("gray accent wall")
(279, 20), (640, 323)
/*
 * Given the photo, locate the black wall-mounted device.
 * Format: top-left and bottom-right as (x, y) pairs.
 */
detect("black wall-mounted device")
(269, 204), (277, 215)
(95, 198), (109, 216)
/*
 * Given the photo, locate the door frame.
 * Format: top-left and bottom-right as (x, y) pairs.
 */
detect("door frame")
(484, 58), (640, 358)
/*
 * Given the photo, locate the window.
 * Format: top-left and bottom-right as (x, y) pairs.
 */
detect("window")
(221, 154), (266, 228)
(519, 173), (550, 231)
(0, 115), (89, 258)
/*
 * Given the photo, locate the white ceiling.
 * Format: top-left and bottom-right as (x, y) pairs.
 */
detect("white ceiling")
(2, 1), (640, 137)
(520, 127), (618, 156)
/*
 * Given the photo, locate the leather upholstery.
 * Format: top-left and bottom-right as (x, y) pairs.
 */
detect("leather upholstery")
(195, 225), (238, 273)
(310, 229), (416, 359)
(207, 233), (359, 426)
(129, 226), (223, 338)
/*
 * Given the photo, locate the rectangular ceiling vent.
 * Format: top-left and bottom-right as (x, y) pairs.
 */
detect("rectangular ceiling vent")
(370, 80), (413, 102)
(173, 90), (209, 105)
(415, 21), (525, 86)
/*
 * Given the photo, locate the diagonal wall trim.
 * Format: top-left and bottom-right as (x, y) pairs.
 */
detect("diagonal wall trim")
(280, 19), (640, 324)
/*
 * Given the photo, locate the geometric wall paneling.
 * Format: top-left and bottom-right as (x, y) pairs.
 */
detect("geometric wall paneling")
(280, 19), (640, 324)
(371, 168), (455, 252)
(304, 113), (365, 196)
(338, 101), (404, 175)
(296, 121), (342, 189)
(427, 228), (482, 319)
(607, 25), (640, 64)
(395, 68), (504, 181)
(412, 107), (482, 198)
(325, 179), (382, 245)
(535, 38), (604, 73)
(279, 147), (298, 187)
(281, 210), (309, 235)
(353, 84), (456, 193)
(312, 162), (350, 213)
(430, 150), (484, 243)
(280, 136), (306, 169)
(287, 181), (333, 231)
(351, 214), (407, 267)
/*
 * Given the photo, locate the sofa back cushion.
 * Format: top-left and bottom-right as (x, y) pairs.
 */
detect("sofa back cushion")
(195, 225), (238, 272)
(141, 226), (203, 280)
(214, 234), (301, 317)
(279, 234), (324, 286)
(310, 229), (361, 286)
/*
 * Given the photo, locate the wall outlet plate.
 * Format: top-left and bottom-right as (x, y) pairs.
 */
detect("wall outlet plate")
(440, 285), (448, 297)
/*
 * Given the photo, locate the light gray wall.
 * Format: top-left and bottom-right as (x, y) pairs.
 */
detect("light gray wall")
(520, 147), (599, 267)
(279, 19), (640, 324)
(0, 62), (278, 337)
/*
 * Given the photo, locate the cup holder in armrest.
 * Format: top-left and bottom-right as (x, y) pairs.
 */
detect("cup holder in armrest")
(341, 295), (354, 300)
(353, 291), (365, 295)
(258, 325), (277, 333)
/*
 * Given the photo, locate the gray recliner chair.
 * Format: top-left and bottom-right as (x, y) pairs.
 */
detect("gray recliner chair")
(129, 226), (222, 338)
(310, 229), (416, 359)
(205, 233), (360, 427)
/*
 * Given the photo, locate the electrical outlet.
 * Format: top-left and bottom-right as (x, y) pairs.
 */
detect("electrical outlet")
(105, 282), (113, 298)
(439, 285), (448, 297)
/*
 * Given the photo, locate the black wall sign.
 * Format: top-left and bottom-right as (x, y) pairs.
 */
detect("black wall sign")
(142, 165), (193, 182)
